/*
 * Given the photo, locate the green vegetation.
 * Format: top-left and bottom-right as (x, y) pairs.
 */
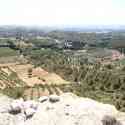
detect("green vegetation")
(0, 69), (25, 88)
(2, 87), (25, 99)
(1, 31), (125, 112)
(0, 47), (17, 57)
(29, 38), (56, 47)
(25, 48), (125, 111)
(0, 45), (125, 111)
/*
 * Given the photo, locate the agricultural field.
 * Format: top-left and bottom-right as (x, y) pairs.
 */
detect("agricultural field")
(0, 47), (18, 57)
(0, 62), (70, 100)
(26, 51), (125, 112)
(0, 31), (125, 113)
(0, 66), (25, 89)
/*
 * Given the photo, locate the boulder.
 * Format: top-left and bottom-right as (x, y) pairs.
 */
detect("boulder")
(23, 100), (38, 110)
(0, 113), (17, 125)
(39, 96), (48, 103)
(0, 94), (13, 113)
(9, 98), (24, 114)
(24, 108), (36, 119)
(49, 95), (60, 103)
(13, 113), (26, 125)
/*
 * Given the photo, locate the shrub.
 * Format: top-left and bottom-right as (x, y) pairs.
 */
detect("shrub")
(3, 87), (24, 99)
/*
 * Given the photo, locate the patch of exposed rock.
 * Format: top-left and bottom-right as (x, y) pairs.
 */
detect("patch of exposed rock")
(0, 93), (125, 125)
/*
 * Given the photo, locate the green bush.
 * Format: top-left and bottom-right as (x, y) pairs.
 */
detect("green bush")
(2, 87), (24, 99)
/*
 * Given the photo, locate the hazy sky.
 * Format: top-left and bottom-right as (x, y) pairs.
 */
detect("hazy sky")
(0, 0), (125, 26)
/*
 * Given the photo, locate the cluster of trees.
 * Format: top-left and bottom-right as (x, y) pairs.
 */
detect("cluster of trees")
(28, 49), (125, 111)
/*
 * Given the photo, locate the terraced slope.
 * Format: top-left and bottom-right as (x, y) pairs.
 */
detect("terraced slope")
(0, 67), (25, 89)
(0, 63), (71, 100)
(9, 64), (69, 86)
(23, 85), (64, 100)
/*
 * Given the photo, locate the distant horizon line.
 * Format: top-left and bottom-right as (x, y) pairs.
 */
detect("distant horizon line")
(0, 24), (125, 31)
(1, 24), (125, 27)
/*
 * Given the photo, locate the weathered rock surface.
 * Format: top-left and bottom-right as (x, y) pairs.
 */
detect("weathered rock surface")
(0, 94), (13, 113)
(0, 93), (124, 125)
(24, 93), (121, 125)
(49, 95), (60, 103)
(9, 98), (24, 114)
(38, 96), (48, 103)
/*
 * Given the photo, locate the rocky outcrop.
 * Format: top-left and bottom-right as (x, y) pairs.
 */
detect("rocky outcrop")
(0, 93), (125, 125)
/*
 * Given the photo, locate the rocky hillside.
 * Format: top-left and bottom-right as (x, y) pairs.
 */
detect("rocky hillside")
(0, 93), (125, 125)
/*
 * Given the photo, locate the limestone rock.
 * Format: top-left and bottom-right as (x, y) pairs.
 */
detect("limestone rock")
(0, 113), (16, 125)
(49, 95), (60, 103)
(24, 93), (121, 125)
(0, 94), (13, 113)
(0, 93), (124, 125)
(9, 98), (24, 114)
(38, 96), (48, 103)
(24, 108), (36, 119)
(23, 100), (38, 110)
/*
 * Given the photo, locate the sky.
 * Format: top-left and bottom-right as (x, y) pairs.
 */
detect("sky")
(0, 0), (125, 27)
